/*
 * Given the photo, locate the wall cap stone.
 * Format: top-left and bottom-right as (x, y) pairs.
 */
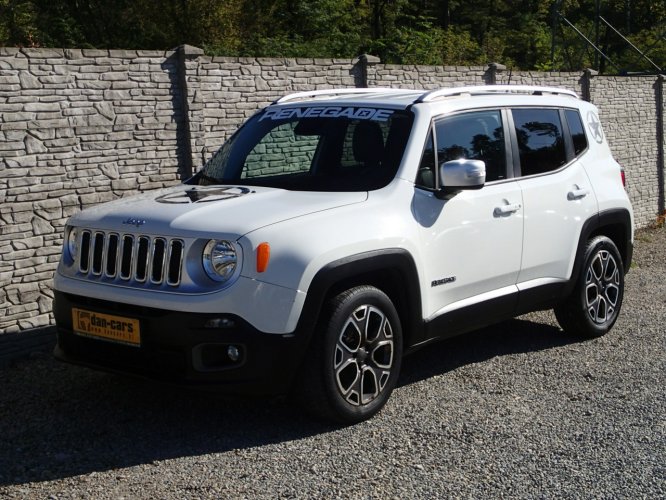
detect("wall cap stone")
(360, 54), (381, 65)
(20, 48), (64, 58)
(179, 44), (205, 58)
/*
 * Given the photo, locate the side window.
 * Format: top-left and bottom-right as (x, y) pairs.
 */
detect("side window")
(416, 129), (436, 189)
(434, 110), (507, 182)
(512, 109), (567, 177)
(565, 109), (588, 156)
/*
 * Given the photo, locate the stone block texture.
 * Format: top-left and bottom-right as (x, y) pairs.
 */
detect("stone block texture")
(1, 48), (185, 334)
(589, 77), (661, 227)
(369, 64), (488, 89)
(0, 47), (664, 336)
(185, 57), (361, 165)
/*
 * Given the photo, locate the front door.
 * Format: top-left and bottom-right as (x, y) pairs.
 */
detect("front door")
(413, 109), (524, 322)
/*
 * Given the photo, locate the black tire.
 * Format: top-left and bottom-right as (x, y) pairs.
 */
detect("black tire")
(555, 235), (625, 338)
(296, 285), (403, 424)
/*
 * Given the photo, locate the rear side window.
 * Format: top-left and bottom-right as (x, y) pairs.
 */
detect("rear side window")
(513, 109), (567, 176)
(565, 109), (588, 156)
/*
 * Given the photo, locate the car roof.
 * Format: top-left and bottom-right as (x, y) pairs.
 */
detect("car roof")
(270, 86), (583, 112)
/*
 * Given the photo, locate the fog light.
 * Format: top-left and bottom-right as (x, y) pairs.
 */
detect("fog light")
(204, 317), (236, 329)
(227, 345), (241, 362)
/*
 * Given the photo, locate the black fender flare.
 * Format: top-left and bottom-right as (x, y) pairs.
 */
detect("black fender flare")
(292, 249), (424, 350)
(565, 208), (633, 296)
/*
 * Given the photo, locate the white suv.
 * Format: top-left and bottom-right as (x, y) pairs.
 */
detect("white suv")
(54, 86), (634, 423)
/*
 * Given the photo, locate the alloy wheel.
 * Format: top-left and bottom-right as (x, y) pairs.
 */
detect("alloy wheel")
(585, 249), (621, 325)
(333, 305), (394, 406)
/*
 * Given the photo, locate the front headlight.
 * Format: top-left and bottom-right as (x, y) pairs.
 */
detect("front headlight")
(202, 240), (239, 283)
(66, 226), (79, 261)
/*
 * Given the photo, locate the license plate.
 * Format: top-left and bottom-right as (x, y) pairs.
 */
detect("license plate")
(72, 308), (141, 347)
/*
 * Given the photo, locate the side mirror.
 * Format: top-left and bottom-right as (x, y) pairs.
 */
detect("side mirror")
(436, 159), (486, 198)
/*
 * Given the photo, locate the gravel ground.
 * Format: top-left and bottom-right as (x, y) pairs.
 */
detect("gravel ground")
(1, 226), (664, 499)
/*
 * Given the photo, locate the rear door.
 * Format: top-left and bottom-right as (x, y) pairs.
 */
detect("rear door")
(512, 108), (597, 284)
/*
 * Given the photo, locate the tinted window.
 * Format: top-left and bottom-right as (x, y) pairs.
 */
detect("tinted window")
(242, 122), (317, 178)
(513, 109), (567, 176)
(197, 108), (413, 192)
(565, 109), (588, 156)
(435, 110), (506, 182)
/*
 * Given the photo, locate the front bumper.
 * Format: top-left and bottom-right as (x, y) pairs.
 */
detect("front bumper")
(53, 291), (309, 395)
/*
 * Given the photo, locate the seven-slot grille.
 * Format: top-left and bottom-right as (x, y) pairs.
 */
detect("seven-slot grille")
(77, 230), (184, 287)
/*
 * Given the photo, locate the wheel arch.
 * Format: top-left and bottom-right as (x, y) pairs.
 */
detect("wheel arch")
(567, 208), (633, 294)
(294, 249), (424, 351)
(588, 209), (633, 271)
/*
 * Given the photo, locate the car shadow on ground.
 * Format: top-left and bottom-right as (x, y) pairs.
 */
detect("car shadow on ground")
(0, 317), (574, 486)
(399, 316), (569, 387)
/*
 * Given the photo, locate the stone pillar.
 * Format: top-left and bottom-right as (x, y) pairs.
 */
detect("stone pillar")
(177, 44), (205, 177)
(656, 75), (665, 218)
(582, 68), (598, 102)
(358, 54), (381, 88)
(486, 63), (506, 84)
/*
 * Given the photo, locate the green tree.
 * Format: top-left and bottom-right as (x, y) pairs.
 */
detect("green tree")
(0, 0), (663, 72)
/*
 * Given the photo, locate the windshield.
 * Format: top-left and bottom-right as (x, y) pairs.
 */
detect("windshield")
(191, 106), (414, 192)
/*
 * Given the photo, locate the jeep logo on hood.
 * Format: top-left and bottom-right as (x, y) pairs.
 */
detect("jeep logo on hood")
(122, 217), (146, 227)
(155, 186), (252, 204)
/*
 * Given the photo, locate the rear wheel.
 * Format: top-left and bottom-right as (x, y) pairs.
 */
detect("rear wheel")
(555, 236), (625, 338)
(297, 286), (403, 423)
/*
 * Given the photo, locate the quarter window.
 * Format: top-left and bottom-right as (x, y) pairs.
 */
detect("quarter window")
(434, 110), (507, 182)
(512, 109), (567, 176)
(416, 129), (436, 189)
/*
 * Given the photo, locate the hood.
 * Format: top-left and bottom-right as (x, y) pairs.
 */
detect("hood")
(69, 184), (367, 238)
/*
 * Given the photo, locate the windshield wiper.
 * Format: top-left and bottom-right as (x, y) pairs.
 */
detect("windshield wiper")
(196, 172), (223, 185)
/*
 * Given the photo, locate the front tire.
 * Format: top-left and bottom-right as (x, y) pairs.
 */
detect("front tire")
(555, 236), (625, 338)
(297, 286), (403, 424)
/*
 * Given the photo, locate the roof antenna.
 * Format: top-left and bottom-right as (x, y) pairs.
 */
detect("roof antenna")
(507, 67), (513, 85)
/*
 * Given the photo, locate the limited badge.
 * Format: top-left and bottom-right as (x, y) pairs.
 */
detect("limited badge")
(587, 110), (604, 144)
(156, 186), (252, 204)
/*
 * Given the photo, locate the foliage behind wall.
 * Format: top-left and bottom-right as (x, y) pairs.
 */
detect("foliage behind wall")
(0, 0), (664, 72)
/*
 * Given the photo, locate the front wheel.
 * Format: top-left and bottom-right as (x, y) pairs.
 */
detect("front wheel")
(297, 286), (403, 424)
(555, 236), (625, 338)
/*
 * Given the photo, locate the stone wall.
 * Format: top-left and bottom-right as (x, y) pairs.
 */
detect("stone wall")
(184, 55), (361, 166)
(1, 47), (186, 333)
(0, 46), (664, 336)
(589, 77), (662, 226)
(496, 70), (583, 91)
(368, 64), (488, 89)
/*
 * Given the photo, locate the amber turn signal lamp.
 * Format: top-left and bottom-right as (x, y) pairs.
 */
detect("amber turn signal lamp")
(256, 242), (270, 273)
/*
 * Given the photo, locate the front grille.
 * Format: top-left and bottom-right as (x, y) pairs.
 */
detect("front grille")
(78, 230), (184, 287)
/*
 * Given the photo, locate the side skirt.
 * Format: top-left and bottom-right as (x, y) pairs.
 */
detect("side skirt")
(410, 292), (518, 353)
(408, 281), (569, 354)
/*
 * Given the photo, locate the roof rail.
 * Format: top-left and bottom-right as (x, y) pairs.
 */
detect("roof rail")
(415, 85), (579, 103)
(274, 87), (409, 104)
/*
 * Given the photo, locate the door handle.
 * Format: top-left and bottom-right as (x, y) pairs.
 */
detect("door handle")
(494, 203), (521, 216)
(567, 187), (590, 200)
